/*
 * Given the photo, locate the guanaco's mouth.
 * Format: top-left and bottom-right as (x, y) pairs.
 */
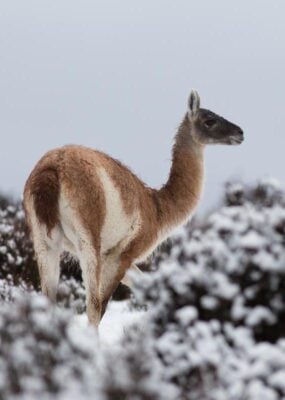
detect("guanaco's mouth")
(229, 135), (244, 145)
(228, 130), (244, 145)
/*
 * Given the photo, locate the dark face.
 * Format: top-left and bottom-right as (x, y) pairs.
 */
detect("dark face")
(192, 108), (244, 146)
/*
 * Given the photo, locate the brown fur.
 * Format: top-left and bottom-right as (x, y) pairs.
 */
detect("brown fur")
(58, 147), (106, 252)
(154, 115), (204, 229)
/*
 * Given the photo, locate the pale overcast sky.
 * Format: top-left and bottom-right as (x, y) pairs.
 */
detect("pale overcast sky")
(0, 1), (284, 212)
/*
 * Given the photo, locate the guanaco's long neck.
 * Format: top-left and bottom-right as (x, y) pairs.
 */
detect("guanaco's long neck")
(152, 115), (205, 233)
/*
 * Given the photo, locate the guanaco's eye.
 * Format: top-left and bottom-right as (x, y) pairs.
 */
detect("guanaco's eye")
(204, 119), (216, 128)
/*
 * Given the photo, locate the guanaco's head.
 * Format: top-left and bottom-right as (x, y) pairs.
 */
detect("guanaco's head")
(187, 90), (244, 146)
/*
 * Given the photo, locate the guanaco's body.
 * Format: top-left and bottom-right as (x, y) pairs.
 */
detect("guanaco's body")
(24, 91), (243, 326)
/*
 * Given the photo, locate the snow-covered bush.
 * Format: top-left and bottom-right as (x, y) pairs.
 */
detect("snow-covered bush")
(136, 180), (285, 342)
(0, 292), (97, 399)
(0, 292), (175, 400)
(0, 197), (37, 288)
(133, 180), (285, 399)
(98, 327), (178, 400)
(57, 275), (86, 314)
(224, 179), (285, 208)
(0, 278), (20, 302)
(154, 316), (285, 400)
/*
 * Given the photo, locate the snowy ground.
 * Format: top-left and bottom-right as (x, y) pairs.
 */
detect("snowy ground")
(72, 300), (147, 348)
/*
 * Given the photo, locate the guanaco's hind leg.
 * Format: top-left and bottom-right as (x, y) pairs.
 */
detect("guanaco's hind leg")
(31, 226), (62, 302)
(99, 254), (121, 320)
(79, 247), (140, 325)
(79, 246), (102, 327)
(37, 248), (61, 302)
(99, 254), (138, 320)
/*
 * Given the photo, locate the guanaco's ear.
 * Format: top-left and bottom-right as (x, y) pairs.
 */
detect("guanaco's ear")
(187, 90), (200, 118)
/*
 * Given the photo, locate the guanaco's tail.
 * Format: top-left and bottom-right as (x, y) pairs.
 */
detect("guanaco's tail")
(24, 159), (60, 236)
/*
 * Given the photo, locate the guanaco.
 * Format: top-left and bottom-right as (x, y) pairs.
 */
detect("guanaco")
(24, 90), (243, 326)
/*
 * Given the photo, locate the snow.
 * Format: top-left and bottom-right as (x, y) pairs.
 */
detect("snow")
(246, 380), (278, 400)
(269, 370), (285, 392)
(245, 306), (276, 327)
(201, 295), (219, 310)
(176, 306), (198, 326)
(73, 300), (147, 348)
(0, 247), (7, 255)
(238, 230), (265, 249)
